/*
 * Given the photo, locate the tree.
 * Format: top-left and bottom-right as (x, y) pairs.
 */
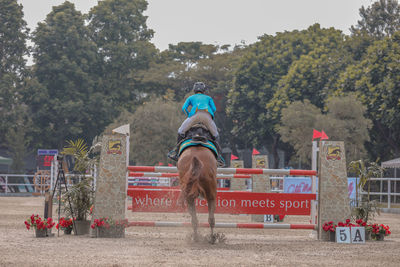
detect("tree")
(336, 32), (400, 160)
(227, 24), (344, 167)
(105, 96), (184, 165)
(350, 0), (400, 38)
(320, 94), (372, 162)
(0, 0), (29, 149)
(269, 46), (350, 113)
(88, 0), (156, 110)
(277, 100), (322, 167)
(27, 1), (112, 148)
(136, 42), (234, 101)
(278, 95), (371, 166)
(5, 105), (32, 172)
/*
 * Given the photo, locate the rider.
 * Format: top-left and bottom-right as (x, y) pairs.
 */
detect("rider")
(168, 82), (223, 165)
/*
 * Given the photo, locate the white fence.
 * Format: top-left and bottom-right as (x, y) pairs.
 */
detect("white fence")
(360, 178), (400, 209)
(0, 174), (36, 194)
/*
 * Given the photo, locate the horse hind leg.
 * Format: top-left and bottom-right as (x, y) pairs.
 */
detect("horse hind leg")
(207, 198), (216, 244)
(187, 198), (199, 242)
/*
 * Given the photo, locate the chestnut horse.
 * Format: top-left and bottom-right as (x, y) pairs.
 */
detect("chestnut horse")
(177, 145), (217, 242)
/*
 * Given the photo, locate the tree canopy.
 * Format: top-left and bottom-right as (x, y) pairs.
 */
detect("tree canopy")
(278, 95), (371, 166)
(0, 0), (29, 149)
(88, 0), (157, 110)
(27, 1), (110, 148)
(351, 0), (400, 38)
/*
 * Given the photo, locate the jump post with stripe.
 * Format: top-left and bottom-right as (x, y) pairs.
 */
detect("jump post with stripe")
(251, 154), (270, 222)
(230, 160), (246, 191)
(91, 125), (130, 238)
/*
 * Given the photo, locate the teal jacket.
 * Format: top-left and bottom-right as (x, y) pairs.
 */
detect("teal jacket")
(182, 93), (216, 118)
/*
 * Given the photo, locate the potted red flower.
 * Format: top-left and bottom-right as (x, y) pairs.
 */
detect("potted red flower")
(370, 223), (391, 241)
(56, 217), (74, 235)
(24, 214), (55, 237)
(322, 221), (337, 241)
(90, 217), (128, 238)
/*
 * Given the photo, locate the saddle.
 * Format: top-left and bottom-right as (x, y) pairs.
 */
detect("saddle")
(168, 123), (225, 166)
(184, 123), (214, 143)
(177, 123), (216, 156)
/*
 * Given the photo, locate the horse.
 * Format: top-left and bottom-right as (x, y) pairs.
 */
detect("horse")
(177, 128), (218, 243)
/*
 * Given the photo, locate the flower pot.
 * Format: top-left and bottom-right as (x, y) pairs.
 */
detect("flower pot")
(329, 231), (336, 242)
(74, 220), (90, 235)
(64, 228), (72, 235)
(35, 228), (47, 238)
(365, 230), (371, 241)
(96, 225), (125, 238)
(375, 234), (385, 241)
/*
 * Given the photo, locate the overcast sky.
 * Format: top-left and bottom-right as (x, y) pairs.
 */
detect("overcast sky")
(19, 0), (375, 50)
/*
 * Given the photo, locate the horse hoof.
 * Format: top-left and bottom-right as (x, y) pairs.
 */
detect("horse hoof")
(208, 233), (226, 244)
(209, 234), (216, 244)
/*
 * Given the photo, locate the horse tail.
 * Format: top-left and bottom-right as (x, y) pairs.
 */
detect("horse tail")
(184, 156), (206, 200)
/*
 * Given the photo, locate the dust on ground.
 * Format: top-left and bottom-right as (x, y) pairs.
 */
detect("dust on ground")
(1, 197), (400, 266)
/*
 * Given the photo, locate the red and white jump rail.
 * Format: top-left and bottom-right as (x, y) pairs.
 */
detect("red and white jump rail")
(129, 172), (251, 179)
(128, 166), (317, 176)
(128, 221), (316, 230)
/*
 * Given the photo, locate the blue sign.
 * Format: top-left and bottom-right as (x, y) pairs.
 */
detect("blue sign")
(37, 149), (58, 156)
(283, 177), (359, 205)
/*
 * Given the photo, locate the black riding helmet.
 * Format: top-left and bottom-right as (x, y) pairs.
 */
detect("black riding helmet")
(193, 82), (206, 94)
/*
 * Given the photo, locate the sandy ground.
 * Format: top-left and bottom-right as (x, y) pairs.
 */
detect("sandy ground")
(1, 197), (400, 267)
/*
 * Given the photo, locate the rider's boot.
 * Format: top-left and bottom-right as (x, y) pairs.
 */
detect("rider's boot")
(168, 133), (186, 161)
(213, 136), (225, 167)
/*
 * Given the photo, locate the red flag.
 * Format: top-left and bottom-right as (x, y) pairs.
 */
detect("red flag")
(231, 154), (239, 160)
(321, 130), (329, 140)
(168, 163), (173, 167)
(252, 148), (260, 155)
(312, 129), (322, 140)
(158, 162), (164, 166)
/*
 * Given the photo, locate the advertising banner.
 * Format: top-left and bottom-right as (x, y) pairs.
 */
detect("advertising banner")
(128, 188), (316, 215)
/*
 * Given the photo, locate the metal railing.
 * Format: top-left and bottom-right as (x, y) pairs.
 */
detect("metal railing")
(360, 177), (400, 209)
(0, 174), (36, 194)
(0, 173), (92, 195)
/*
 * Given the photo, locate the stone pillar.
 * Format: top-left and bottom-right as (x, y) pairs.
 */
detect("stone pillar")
(230, 160), (246, 191)
(91, 133), (128, 237)
(318, 141), (351, 240)
(251, 155), (270, 222)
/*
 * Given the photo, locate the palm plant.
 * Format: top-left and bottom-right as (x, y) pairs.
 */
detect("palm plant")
(62, 139), (96, 174)
(61, 139), (98, 221)
(348, 159), (383, 222)
(62, 177), (93, 221)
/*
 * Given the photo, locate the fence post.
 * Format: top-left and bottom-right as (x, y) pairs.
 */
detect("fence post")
(311, 141), (318, 225)
(388, 179), (391, 209)
(5, 175), (8, 194)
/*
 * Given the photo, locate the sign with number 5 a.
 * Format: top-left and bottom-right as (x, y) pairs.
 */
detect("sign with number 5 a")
(336, 227), (351, 243)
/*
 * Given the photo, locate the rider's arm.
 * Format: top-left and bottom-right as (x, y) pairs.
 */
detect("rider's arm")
(209, 97), (217, 114)
(182, 97), (191, 116)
